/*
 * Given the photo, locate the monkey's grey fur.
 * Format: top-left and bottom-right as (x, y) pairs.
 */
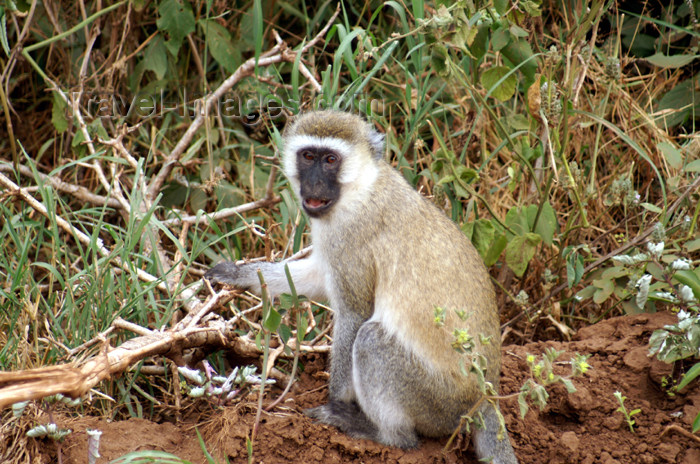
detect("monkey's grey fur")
(205, 110), (519, 463)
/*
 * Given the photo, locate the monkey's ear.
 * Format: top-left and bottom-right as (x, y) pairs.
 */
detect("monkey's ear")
(368, 129), (385, 160)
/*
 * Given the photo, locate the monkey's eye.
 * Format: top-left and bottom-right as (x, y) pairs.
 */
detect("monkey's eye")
(301, 151), (314, 161)
(325, 154), (338, 164)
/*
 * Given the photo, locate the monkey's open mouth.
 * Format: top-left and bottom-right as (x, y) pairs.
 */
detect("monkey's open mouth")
(303, 197), (334, 216)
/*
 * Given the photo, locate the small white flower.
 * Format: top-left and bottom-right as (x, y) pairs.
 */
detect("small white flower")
(636, 274), (652, 308)
(646, 242), (664, 259)
(636, 274), (652, 288)
(677, 310), (690, 321)
(188, 386), (206, 398)
(654, 292), (676, 301)
(12, 401), (29, 418)
(679, 285), (697, 303)
(671, 258), (691, 270)
(178, 366), (205, 385)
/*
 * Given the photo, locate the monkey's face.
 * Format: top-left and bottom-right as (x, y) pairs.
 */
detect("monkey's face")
(295, 147), (342, 218)
(282, 111), (385, 220)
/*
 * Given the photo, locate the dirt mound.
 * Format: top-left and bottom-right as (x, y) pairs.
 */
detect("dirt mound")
(39, 312), (699, 463)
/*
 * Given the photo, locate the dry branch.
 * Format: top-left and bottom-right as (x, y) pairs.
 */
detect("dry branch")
(0, 162), (123, 209)
(0, 290), (234, 409)
(0, 291), (330, 410)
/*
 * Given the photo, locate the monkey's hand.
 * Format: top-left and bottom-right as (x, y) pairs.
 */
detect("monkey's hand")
(204, 261), (260, 292)
(205, 258), (327, 300)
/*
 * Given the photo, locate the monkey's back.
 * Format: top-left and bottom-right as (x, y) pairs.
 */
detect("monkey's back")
(316, 160), (502, 390)
(372, 164), (501, 381)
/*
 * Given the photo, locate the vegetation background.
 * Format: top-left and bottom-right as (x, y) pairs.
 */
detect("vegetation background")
(0, 0), (698, 462)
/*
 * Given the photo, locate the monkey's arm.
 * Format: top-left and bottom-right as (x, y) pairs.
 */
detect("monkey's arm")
(205, 257), (327, 301)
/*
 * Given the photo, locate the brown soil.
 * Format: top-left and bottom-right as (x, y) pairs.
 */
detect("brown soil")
(36, 312), (700, 463)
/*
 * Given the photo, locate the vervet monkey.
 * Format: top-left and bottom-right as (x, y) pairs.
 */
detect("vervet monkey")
(206, 110), (519, 463)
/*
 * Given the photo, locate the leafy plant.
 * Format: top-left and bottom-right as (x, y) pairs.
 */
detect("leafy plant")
(613, 391), (641, 433)
(178, 363), (273, 404)
(517, 348), (591, 417)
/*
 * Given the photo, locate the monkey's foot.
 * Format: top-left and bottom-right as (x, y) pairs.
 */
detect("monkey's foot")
(305, 401), (379, 441)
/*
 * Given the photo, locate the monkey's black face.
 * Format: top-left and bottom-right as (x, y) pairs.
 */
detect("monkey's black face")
(296, 147), (342, 218)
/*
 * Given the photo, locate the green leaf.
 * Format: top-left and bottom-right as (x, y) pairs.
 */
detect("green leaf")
(253, 0), (262, 65)
(157, 0), (195, 56)
(200, 19), (240, 73)
(469, 219), (495, 259)
(491, 27), (511, 52)
(493, 0), (509, 15)
(517, 391), (529, 418)
(51, 91), (68, 134)
(143, 35), (168, 79)
(685, 159), (700, 173)
(505, 233), (542, 277)
(501, 38), (537, 85)
(297, 314), (309, 342)
(484, 233), (508, 267)
(560, 377), (577, 393)
(430, 43), (450, 77)
(505, 206), (530, 237)
(645, 53), (699, 69)
(639, 202), (662, 214)
(278, 293), (294, 310)
(470, 23), (489, 60)
(685, 238), (700, 253)
(657, 142), (683, 170)
(509, 24), (529, 38)
(481, 66), (517, 102)
(693, 411), (700, 433)
(656, 80), (700, 128)
(0, 8), (10, 57)
(592, 278), (614, 304)
(566, 251), (584, 288)
(530, 202), (556, 246)
(456, 165), (479, 183)
(263, 307), (281, 332)
(278, 324), (292, 345)
(576, 285), (596, 300)
(673, 270), (700, 300)
(677, 362), (700, 391)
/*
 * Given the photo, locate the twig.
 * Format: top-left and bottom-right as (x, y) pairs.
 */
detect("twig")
(146, 5), (340, 202)
(272, 29), (322, 92)
(161, 171), (280, 227)
(0, 162), (123, 209)
(66, 327), (116, 358)
(265, 347), (300, 411)
(185, 288), (237, 328)
(113, 317), (155, 337)
(660, 424), (700, 444)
